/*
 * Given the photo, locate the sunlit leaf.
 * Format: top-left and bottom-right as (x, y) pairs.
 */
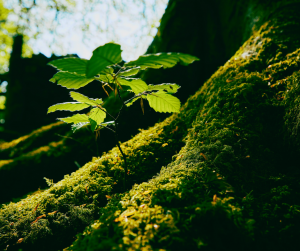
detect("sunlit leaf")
(119, 67), (140, 77)
(98, 74), (114, 83)
(146, 91), (180, 113)
(50, 72), (94, 89)
(125, 95), (146, 107)
(88, 107), (106, 124)
(117, 78), (148, 94)
(48, 58), (88, 75)
(86, 43), (122, 78)
(58, 114), (89, 124)
(47, 102), (89, 113)
(70, 91), (103, 106)
(100, 121), (115, 126)
(72, 122), (89, 132)
(147, 83), (180, 94)
(125, 52), (199, 70)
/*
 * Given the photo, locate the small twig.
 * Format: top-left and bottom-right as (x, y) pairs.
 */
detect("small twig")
(114, 128), (128, 191)
(115, 88), (125, 121)
(124, 93), (143, 105)
(102, 125), (115, 133)
(74, 161), (81, 169)
(112, 109), (128, 190)
(55, 133), (96, 155)
(97, 106), (116, 121)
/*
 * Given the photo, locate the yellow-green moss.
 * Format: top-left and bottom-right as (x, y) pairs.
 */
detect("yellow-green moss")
(0, 121), (68, 159)
(67, 9), (300, 251)
(0, 89), (203, 250)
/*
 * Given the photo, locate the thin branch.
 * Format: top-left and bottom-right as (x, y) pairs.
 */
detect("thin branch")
(102, 125), (115, 133)
(98, 106), (116, 121)
(113, 125), (128, 191)
(115, 88), (125, 121)
(55, 133), (96, 155)
(124, 93), (143, 105)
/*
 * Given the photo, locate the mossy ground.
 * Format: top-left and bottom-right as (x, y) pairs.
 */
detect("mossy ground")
(0, 92), (200, 250)
(0, 121), (99, 203)
(1, 5), (300, 251)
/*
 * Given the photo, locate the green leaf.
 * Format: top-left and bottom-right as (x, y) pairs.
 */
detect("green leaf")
(125, 95), (146, 107)
(70, 91), (103, 106)
(99, 67), (114, 75)
(86, 43), (122, 78)
(89, 118), (98, 132)
(58, 114), (89, 124)
(147, 83), (180, 94)
(48, 58), (88, 75)
(48, 102), (89, 113)
(98, 74), (114, 83)
(119, 67), (140, 77)
(88, 107), (106, 125)
(50, 72), (94, 89)
(125, 53), (199, 70)
(146, 91), (180, 113)
(72, 122), (89, 132)
(117, 78), (148, 94)
(100, 121), (115, 127)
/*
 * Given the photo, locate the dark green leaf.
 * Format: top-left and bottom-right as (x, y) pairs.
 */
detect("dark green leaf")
(147, 83), (180, 94)
(117, 78), (148, 94)
(48, 58), (88, 75)
(125, 53), (199, 70)
(89, 118), (98, 132)
(146, 91), (180, 113)
(86, 43), (122, 78)
(58, 114), (89, 123)
(50, 72), (94, 89)
(99, 67), (114, 75)
(48, 102), (89, 113)
(70, 91), (103, 106)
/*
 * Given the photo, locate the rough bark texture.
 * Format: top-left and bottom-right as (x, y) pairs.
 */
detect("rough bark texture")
(1, 0), (300, 250)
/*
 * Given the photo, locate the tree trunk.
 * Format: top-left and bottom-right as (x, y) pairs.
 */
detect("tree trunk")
(1, 0), (300, 250)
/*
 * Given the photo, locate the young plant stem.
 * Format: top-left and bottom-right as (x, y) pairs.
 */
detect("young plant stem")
(113, 123), (128, 191)
(95, 136), (100, 157)
(113, 86), (129, 190)
(55, 133), (96, 155)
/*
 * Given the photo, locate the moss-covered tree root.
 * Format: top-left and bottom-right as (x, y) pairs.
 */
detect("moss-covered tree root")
(0, 93), (201, 250)
(67, 6), (300, 251)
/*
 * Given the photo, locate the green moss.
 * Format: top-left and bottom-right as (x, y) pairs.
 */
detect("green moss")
(0, 90), (202, 250)
(0, 121), (69, 159)
(67, 9), (300, 251)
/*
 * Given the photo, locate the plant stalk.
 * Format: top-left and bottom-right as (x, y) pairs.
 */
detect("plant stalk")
(113, 123), (128, 191)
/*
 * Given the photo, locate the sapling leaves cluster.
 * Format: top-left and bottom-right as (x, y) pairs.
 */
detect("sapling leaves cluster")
(47, 42), (199, 189)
